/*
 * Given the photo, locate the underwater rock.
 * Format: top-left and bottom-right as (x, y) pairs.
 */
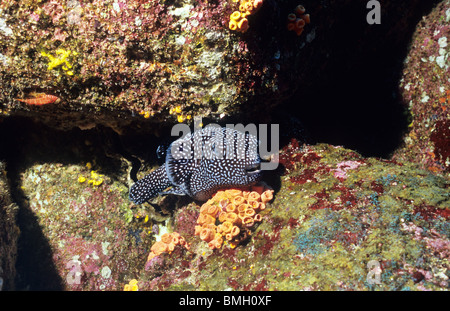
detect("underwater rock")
(393, 0), (450, 173)
(137, 142), (450, 291)
(0, 0), (439, 131)
(0, 0), (293, 130)
(14, 161), (155, 290)
(2, 137), (449, 290)
(1, 0), (448, 291)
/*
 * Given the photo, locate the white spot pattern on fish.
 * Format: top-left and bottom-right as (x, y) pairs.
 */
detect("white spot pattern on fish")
(129, 126), (262, 203)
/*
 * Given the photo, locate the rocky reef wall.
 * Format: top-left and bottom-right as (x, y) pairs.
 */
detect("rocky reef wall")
(0, 0), (448, 291)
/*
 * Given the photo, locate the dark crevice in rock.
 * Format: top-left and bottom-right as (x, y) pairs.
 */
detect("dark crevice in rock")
(0, 118), (142, 289)
(278, 0), (441, 159)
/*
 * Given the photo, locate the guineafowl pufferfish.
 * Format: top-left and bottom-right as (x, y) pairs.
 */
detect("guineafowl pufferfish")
(129, 125), (263, 204)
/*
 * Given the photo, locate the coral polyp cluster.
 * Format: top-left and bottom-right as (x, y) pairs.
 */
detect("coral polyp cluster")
(146, 232), (189, 262)
(194, 186), (274, 249)
(287, 5), (310, 36)
(229, 11), (249, 33)
(229, 0), (264, 33)
(239, 0), (264, 15)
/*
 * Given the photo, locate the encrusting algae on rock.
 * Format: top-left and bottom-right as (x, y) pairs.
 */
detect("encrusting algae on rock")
(194, 185), (274, 250)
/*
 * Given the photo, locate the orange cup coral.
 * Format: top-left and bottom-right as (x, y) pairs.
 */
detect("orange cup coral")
(200, 203), (220, 217)
(229, 0), (264, 33)
(146, 232), (189, 262)
(194, 184), (273, 250)
(287, 4), (310, 36)
(248, 191), (261, 201)
(200, 227), (216, 242)
(239, 0), (263, 15)
(294, 4), (306, 15)
(225, 226), (240, 241)
(229, 11), (249, 33)
(217, 221), (233, 234)
(261, 189), (274, 203)
(197, 213), (216, 226)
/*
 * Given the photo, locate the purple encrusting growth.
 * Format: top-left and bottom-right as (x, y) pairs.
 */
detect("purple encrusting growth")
(129, 126), (262, 203)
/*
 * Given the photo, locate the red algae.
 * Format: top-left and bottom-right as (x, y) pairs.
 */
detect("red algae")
(430, 119), (450, 165)
(414, 205), (450, 221)
(290, 168), (318, 184)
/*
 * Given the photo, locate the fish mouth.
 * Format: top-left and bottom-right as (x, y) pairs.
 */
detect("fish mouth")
(245, 163), (262, 176)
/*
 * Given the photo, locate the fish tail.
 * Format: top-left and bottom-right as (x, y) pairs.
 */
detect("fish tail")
(129, 166), (171, 204)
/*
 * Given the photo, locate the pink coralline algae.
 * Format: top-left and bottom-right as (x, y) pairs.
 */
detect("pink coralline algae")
(401, 222), (450, 260)
(401, 221), (450, 287)
(333, 160), (362, 179)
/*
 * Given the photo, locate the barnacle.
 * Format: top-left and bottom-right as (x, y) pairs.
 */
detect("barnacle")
(194, 184), (273, 250)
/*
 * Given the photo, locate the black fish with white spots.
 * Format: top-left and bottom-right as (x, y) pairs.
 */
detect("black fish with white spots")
(129, 125), (263, 203)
